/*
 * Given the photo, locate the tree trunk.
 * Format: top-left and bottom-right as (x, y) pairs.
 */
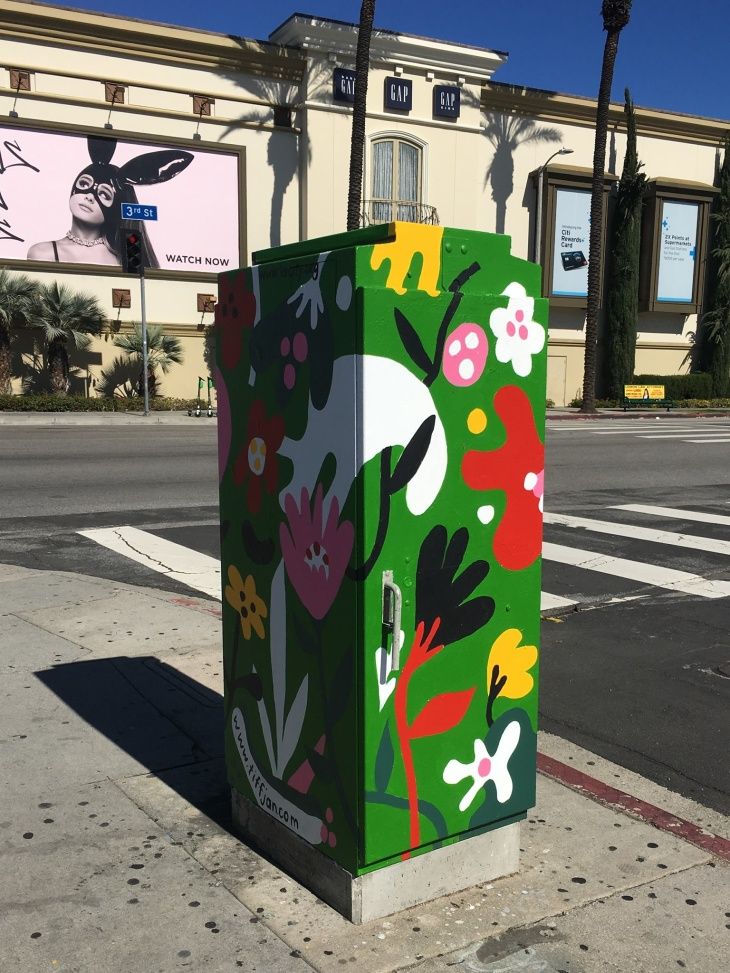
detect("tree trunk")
(48, 337), (69, 396)
(346, 1), (376, 232)
(581, 28), (621, 413)
(0, 324), (11, 395)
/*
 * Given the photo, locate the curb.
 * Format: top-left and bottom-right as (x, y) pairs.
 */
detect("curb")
(537, 752), (730, 862)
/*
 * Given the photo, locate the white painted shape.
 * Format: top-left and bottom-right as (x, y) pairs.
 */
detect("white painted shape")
(544, 512), (730, 556)
(279, 355), (447, 517)
(540, 591), (577, 611)
(79, 526), (220, 598)
(477, 504), (495, 525)
(612, 504), (730, 527)
(542, 542), (730, 599)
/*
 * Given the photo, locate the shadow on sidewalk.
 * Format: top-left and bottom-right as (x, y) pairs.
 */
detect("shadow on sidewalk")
(36, 656), (232, 831)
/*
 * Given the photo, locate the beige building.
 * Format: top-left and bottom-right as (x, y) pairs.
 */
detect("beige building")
(1, 1), (727, 404)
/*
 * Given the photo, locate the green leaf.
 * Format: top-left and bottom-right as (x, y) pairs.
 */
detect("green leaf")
(374, 723), (394, 793)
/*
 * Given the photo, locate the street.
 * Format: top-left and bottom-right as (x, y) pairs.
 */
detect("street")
(0, 416), (728, 816)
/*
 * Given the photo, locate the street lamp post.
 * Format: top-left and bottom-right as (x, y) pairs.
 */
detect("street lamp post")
(535, 148), (574, 266)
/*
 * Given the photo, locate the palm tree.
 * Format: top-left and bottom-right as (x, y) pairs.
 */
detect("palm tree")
(346, 1), (376, 231)
(0, 269), (40, 395)
(581, 0), (633, 413)
(113, 324), (183, 398)
(36, 282), (106, 395)
(483, 114), (562, 234)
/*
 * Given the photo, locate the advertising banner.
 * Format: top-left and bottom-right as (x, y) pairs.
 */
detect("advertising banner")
(551, 187), (590, 297)
(624, 384), (665, 400)
(656, 200), (699, 303)
(0, 126), (240, 273)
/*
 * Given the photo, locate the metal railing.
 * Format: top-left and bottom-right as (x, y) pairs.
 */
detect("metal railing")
(360, 200), (440, 226)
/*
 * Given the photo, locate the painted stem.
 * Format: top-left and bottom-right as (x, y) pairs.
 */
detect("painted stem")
(393, 618), (442, 853)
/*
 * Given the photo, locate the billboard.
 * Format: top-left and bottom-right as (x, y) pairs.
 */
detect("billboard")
(656, 200), (699, 303)
(0, 126), (240, 273)
(550, 187), (590, 298)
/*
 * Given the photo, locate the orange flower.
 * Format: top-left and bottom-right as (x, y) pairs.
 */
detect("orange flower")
(225, 565), (267, 640)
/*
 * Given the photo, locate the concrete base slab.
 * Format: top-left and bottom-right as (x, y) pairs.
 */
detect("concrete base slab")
(231, 789), (520, 923)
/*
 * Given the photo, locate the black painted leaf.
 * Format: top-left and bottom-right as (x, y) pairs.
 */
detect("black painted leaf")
(234, 672), (263, 701)
(241, 520), (275, 566)
(328, 650), (353, 726)
(307, 747), (333, 781)
(388, 414), (436, 495)
(374, 723), (394, 793)
(394, 308), (432, 375)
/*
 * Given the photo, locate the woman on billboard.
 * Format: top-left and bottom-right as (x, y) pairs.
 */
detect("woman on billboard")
(27, 136), (193, 267)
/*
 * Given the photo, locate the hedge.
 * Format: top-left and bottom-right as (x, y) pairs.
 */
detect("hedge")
(632, 373), (713, 400)
(569, 396), (730, 409)
(0, 395), (200, 412)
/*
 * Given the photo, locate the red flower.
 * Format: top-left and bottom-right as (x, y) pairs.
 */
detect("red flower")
(215, 271), (256, 370)
(279, 485), (354, 620)
(233, 400), (285, 514)
(461, 385), (544, 571)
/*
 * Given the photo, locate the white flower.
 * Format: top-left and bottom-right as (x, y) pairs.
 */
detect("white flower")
(489, 282), (545, 378)
(443, 720), (521, 812)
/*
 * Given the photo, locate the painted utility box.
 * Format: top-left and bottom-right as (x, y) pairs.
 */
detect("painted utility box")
(215, 222), (547, 920)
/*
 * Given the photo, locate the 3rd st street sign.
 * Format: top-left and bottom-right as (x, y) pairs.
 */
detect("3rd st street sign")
(121, 203), (158, 221)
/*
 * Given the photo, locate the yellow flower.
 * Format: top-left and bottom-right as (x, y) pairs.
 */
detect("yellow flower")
(487, 628), (538, 700)
(225, 565), (267, 640)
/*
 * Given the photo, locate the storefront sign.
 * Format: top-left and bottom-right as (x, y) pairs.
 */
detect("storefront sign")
(433, 85), (460, 119)
(551, 187), (591, 297)
(384, 77), (412, 112)
(656, 200), (699, 303)
(0, 125), (240, 273)
(333, 68), (356, 104)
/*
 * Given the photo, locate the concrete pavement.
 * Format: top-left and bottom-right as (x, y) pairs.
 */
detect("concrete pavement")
(1, 561), (727, 972)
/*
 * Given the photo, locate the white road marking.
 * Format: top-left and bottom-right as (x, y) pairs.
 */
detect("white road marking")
(687, 438), (730, 444)
(612, 504), (730, 527)
(79, 526), (221, 599)
(542, 542), (730, 599)
(544, 512), (730, 556)
(638, 433), (730, 440)
(597, 429), (715, 437)
(540, 592), (577, 612)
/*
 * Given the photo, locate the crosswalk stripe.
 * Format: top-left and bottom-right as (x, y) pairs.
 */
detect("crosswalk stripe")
(638, 433), (730, 440)
(597, 429), (713, 437)
(542, 542), (730, 599)
(540, 592), (577, 612)
(544, 512), (730, 556)
(687, 438), (730, 444)
(612, 504), (730, 527)
(79, 526), (221, 599)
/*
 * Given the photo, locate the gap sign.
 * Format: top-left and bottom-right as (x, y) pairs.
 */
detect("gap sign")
(333, 68), (356, 104)
(433, 85), (460, 119)
(384, 77), (412, 112)
(121, 203), (158, 221)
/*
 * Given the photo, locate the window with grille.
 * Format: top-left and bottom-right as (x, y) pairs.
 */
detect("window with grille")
(370, 137), (422, 223)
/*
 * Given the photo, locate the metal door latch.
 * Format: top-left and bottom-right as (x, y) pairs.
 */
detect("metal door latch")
(382, 570), (403, 671)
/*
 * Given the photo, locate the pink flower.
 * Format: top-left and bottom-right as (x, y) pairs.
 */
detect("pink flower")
(279, 485), (354, 620)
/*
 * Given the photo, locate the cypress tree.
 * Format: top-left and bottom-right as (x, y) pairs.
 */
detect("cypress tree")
(701, 134), (730, 396)
(603, 89), (645, 400)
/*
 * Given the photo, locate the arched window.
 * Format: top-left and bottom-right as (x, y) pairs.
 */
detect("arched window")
(369, 137), (423, 223)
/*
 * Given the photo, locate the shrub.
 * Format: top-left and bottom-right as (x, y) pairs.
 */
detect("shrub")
(632, 373), (712, 399)
(0, 394), (199, 412)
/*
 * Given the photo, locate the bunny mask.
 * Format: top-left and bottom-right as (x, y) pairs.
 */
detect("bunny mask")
(70, 136), (193, 210)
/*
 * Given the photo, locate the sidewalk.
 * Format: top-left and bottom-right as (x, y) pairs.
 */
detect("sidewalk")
(0, 407), (728, 426)
(1, 562), (727, 973)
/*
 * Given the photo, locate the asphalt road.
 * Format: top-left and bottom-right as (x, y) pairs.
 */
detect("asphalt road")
(1, 418), (728, 813)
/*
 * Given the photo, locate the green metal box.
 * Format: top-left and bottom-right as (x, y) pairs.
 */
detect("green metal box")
(216, 222), (546, 891)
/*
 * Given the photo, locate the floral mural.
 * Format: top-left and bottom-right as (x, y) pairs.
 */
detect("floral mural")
(216, 222), (546, 875)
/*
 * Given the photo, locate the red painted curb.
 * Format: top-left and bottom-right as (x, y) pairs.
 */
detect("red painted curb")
(537, 752), (730, 863)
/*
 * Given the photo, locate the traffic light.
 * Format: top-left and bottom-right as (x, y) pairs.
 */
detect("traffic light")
(123, 231), (143, 275)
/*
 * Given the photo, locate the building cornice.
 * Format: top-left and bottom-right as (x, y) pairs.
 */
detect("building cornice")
(482, 82), (729, 146)
(0, 0), (306, 80)
(270, 14), (507, 83)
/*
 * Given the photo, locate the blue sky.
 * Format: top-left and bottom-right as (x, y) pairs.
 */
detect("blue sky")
(54, 1), (727, 120)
